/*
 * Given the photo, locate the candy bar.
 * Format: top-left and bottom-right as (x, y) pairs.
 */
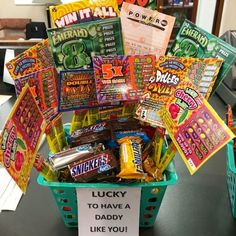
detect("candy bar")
(117, 136), (146, 179)
(69, 150), (118, 182)
(49, 144), (103, 170)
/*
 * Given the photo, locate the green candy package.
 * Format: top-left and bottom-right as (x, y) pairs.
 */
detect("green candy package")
(168, 19), (236, 94)
(47, 18), (124, 72)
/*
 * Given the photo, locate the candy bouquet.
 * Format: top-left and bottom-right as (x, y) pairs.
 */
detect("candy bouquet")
(0, 0), (236, 231)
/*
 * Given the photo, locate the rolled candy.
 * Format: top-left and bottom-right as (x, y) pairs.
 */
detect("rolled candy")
(152, 127), (166, 166)
(69, 150), (118, 182)
(70, 109), (88, 134)
(49, 144), (103, 170)
(117, 136), (146, 179)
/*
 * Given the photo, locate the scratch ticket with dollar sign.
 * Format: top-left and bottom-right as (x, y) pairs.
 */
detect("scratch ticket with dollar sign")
(168, 19), (236, 94)
(159, 78), (235, 175)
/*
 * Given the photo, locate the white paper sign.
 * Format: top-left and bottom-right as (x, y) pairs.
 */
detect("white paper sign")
(76, 187), (141, 236)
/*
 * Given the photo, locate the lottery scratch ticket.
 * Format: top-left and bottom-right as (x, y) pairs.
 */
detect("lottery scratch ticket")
(120, 2), (175, 57)
(0, 85), (45, 192)
(14, 67), (58, 121)
(50, 0), (120, 28)
(47, 17), (124, 72)
(6, 39), (54, 80)
(136, 56), (223, 126)
(168, 19), (236, 94)
(159, 78), (235, 174)
(93, 55), (156, 103)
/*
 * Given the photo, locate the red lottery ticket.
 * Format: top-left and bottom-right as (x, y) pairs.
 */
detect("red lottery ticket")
(159, 78), (235, 174)
(0, 84), (45, 192)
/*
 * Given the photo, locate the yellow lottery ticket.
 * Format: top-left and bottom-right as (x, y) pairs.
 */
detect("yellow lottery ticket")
(50, 0), (120, 28)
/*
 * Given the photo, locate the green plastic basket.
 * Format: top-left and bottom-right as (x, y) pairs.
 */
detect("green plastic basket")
(226, 139), (236, 218)
(37, 162), (177, 228)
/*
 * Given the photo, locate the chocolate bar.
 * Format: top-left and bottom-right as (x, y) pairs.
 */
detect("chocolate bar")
(69, 150), (118, 182)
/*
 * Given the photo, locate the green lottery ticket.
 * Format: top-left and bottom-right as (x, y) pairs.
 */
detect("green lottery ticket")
(47, 17), (124, 72)
(168, 19), (236, 94)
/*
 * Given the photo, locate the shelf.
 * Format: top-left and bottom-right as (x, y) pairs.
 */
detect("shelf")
(0, 39), (41, 49)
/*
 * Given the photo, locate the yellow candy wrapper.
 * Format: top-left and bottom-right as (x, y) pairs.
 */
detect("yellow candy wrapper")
(52, 114), (67, 151)
(70, 110), (88, 134)
(152, 127), (165, 166)
(45, 122), (60, 154)
(157, 143), (177, 173)
(143, 157), (163, 181)
(117, 136), (146, 179)
(50, 0), (120, 28)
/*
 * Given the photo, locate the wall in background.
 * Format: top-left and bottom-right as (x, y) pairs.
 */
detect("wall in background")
(220, 0), (236, 36)
(196, 0), (217, 33)
(1, 0), (47, 25)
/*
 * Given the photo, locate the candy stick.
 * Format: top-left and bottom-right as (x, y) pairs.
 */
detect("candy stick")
(45, 122), (60, 154)
(52, 114), (67, 151)
(152, 127), (165, 166)
(226, 104), (234, 127)
(87, 108), (99, 125)
(157, 143), (177, 174)
(70, 110), (88, 134)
